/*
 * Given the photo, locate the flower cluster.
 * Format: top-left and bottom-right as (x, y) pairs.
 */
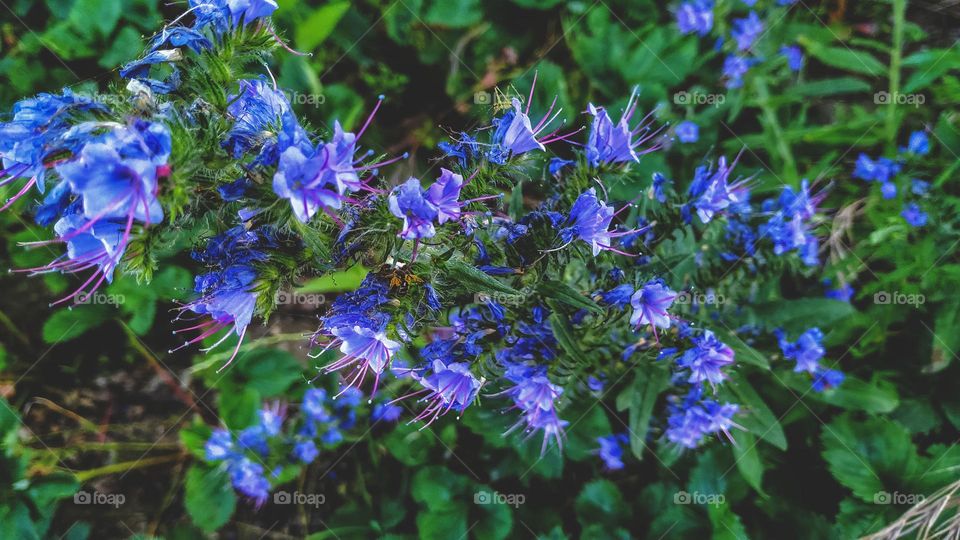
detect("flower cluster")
(776, 327), (844, 392)
(854, 130), (931, 227)
(1, 2), (836, 470)
(203, 386), (381, 503)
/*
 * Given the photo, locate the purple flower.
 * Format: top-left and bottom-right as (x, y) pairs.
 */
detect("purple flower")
(585, 89), (663, 167)
(596, 433), (628, 470)
(777, 327), (825, 373)
(562, 188), (615, 256)
(426, 168), (464, 224)
(676, 1), (714, 36)
(500, 373), (568, 455)
(780, 45), (804, 71)
(46, 215), (126, 287)
(630, 280), (677, 336)
(911, 179), (930, 195)
(273, 144), (345, 223)
(677, 331), (735, 386)
(389, 177), (439, 240)
(689, 155), (751, 223)
(902, 202), (927, 227)
(824, 280), (854, 302)
(675, 121), (699, 143)
(601, 284), (634, 308)
(665, 389), (740, 448)
(488, 78), (577, 163)
(732, 12), (763, 51)
(409, 360), (483, 426)
(188, 0), (277, 31)
(224, 78), (294, 158)
(323, 323), (401, 394)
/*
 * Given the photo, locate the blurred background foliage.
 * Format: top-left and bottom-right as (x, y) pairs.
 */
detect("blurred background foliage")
(1, 0), (960, 538)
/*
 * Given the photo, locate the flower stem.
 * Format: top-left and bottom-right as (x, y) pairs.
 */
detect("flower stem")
(886, 0), (907, 151)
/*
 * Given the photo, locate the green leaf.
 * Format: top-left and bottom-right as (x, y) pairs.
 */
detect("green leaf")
(179, 420), (213, 460)
(416, 504), (468, 539)
(575, 479), (625, 527)
(627, 365), (670, 460)
(99, 26), (142, 68)
(42, 305), (113, 344)
(751, 298), (856, 334)
(547, 309), (589, 367)
(794, 374), (899, 413)
(472, 490), (514, 540)
(184, 464), (237, 533)
(730, 431), (765, 496)
(708, 503), (750, 540)
(297, 264), (367, 293)
(423, 0), (482, 28)
(535, 280), (602, 314)
(69, 0), (122, 37)
(799, 39), (886, 76)
(216, 386), (260, 430)
(382, 423), (436, 466)
(721, 376), (787, 451)
(719, 331), (770, 370)
(295, 1), (351, 51)
(234, 348), (302, 397)
(821, 414), (920, 502)
(781, 77), (872, 99)
(441, 260), (520, 296)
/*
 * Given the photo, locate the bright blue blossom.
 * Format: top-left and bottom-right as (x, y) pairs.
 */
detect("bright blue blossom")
(561, 188), (617, 256)
(777, 327), (825, 373)
(688, 155), (751, 223)
(781, 45), (804, 71)
(596, 433), (628, 470)
(723, 55), (752, 89)
(630, 280), (677, 336)
(675, 121), (699, 143)
(911, 179), (930, 195)
(812, 368), (844, 392)
(901, 130), (930, 156)
(499, 371), (568, 455)
(731, 12), (763, 51)
(389, 177), (439, 240)
(585, 89), (663, 167)
(677, 331), (735, 386)
(292, 440), (319, 464)
(853, 153), (901, 183)
(901, 202), (927, 227)
(676, 1), (714, 36)
(881, 181), (897, 199)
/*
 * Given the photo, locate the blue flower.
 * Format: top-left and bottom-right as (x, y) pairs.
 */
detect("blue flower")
(324, 323), (401, 393)
(549, 157), (575, 176)
(676, 1), (714, 36)
(881, 181), (897, 199)
(596, 433), (628, 470)
(665, 389), (740, 448)
(689, 155), (751, 223)
(853, 153), (901, 183)
(227, 457), (271, 505)
(224, 78), (294, 159)
(389, 177), (439, 240)
(901, 130), (930, 156)
(812, 368), (844, 392)
(562, 188), (615, 256)
(371, 402), (403, 423)
(911, 179), (930, 195)
(675, 121), (699, 143)
(824, 279), (854, 302)
(409, 360), (483, 425)
(499, 372), (568, 455)
(274, 143), (345, 223)
(777, 328), (825, 373)
(780, 45), (804, 71)
(188, 0), (277, 32)
(677, 331), (734, 386)
(601, 284), (634, 308)
(630, 280), (677, 335)
(585, 89), (663, 167)
(901, 202), (927, 227)
(723, 55), (752, 89)
(292, 440), (319, 464)
(205, 429), (237, 461)
(148, 27), (212, 54)
(731, 12), (763, 51)
(490, 98), (545, 158)
(426, 168), (464, 224)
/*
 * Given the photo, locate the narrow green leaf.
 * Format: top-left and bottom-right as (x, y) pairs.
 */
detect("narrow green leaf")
(536, 280), (602, 314)
(295, 1), (351, 51)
